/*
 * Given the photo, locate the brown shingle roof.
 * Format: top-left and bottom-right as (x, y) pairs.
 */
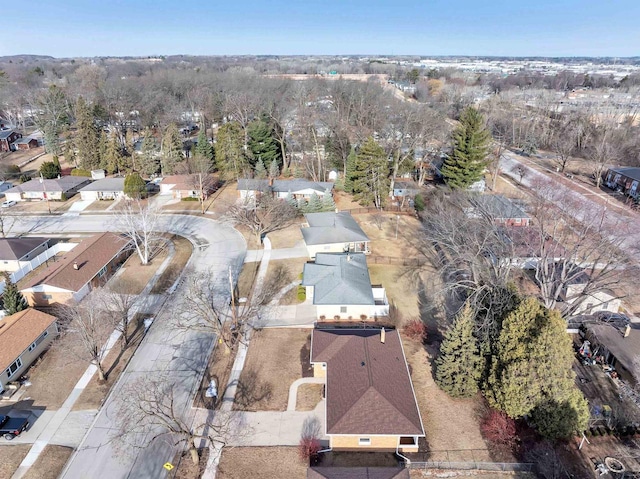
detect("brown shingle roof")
(0, 309), (57, 370)
(22, 233), (130, 292)
(160, 174), (200, 191)
(308, 468), (409, 479)
(311, 329), (424, 436)
(0, 237), (49, 261)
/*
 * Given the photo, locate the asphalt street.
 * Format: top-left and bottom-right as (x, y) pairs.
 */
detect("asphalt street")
(9, 214), (247, 479)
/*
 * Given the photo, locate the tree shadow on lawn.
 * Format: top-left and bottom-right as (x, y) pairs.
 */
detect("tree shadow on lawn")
(234, 368), (273, 410)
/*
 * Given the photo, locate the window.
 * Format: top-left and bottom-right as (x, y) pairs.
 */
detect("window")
(5, 358), (22, 379)
(97, 266), (107, 278)
(34, 330), (48, 347)
(358, 438), (371, 446)
(340, 306), (347, 314)
(602, 302), (609, 310)
(28, 342), (37, 352)
(42, 294), (52, 300)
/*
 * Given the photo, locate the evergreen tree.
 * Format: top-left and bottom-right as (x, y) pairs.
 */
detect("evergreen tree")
(74, 97), (101, 170)
(139, 129), (160, 177)
(321, 191), (336, 212)
(352, 137), (389, 208)
(297, 197), (307, 211)
(39, 160), (61, 179)
(442, 107), (491, 189)
(215, 122), (248, 180)
(124, 172), (147, 199)
(268, 159), (280, 179)
(2, 272), (28, 315)
(161, 123), (183, 175)
(344, 148), (357, 193)
(64, 142), (77, 167)
(98, 130), (108, 170)
(435, 303), (484, 398)
(293, 164), (305, 178)
(285, 192), (297, 209)
(195, 129), (215, 164)
(306, 192), (322, 213)
(103, 134), (124, 174)
(247, 118), (281, 166)
(254, 158), (267, 179)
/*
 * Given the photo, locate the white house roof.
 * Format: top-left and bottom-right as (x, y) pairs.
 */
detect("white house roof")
(79, 177), (125, 192)
(237, 179), (333, 194)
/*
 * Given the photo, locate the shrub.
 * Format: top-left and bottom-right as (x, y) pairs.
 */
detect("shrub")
(403, 319), (427, 343)
(481, 409), (517, 447)
(19, 174), (31, 183)
(124, 172), (146, 199)
(71, 168), (92, 177)
(297, 285), (306, 301)
(39, 160), (61, 179)
(181, 196), (199, 201)
(414, 193), (425, 212)
(298, 436), (321, 463)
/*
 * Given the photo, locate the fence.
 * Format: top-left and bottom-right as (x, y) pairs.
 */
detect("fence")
(406, 460), (534, 472)
(342, 206), (417, 216)
(368, 255), (426, 267)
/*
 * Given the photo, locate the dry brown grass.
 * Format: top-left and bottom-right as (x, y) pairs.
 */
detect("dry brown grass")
(264, 258), (307, 305)
(72, 318), (146, 411)
(0, 444), (30, 479)
(409, 471), (535, 479)
(150, 235), (193, 293)
(217, 447), (307, 479)
(296, 383), (323, 411)
(109, 248), (169, 295)
(267, 224), (304, 249)
(236, 262), (260, 299)
(233, 329), (311, 411)
(402, 338), (489, 455)
(22, 445), (73, 479)
(171, 447), (210, 479)
(83, 199), (117, 211)
(334, 190), (363, 210)
(195, 340), (237, 410)
(369, 265), (422, 321)
(358, 212), (422, 258)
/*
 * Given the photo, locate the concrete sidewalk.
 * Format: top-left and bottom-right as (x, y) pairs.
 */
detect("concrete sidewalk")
(244, 244), (307, 263)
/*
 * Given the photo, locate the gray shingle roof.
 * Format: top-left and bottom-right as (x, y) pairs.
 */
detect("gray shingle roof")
(5, 176), (90, 194)
(302, 253), (374, 305)
(0, 130), (17, 140)
(301, 212), (369, 246)
(0, 237), (49, 261)
(11, 137), (36, 145)
(609, 167), (640, 183)
(78, 177), (125, 192)
(471, 194), (530, 220)
(237, 178), (333, 194)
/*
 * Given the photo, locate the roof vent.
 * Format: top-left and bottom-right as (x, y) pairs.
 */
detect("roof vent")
(381, 327), (386, 344)
(73, 262), (79, 270)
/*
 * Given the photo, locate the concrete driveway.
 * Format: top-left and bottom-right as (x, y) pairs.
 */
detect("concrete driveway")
(9, 214), (247, 479)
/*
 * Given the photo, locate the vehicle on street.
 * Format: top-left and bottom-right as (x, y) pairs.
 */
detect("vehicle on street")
(0, 415), (29, 440)
(1, 200), (16, 208)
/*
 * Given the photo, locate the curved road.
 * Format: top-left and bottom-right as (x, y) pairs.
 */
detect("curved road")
(11, 214), (246, 479)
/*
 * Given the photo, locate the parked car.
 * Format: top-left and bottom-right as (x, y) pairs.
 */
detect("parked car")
(0, 415), (29, 440)
(1, 200), (16, 208)
(595, 311), (630, 325)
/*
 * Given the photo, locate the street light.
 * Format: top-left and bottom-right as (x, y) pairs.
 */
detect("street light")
(39, 173), (51, 214)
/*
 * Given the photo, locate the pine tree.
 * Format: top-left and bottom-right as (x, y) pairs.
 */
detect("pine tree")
(321, 191), (336, 212)
(247, 118), (281, 166)
(254, 158), (267, 179)
(442, 107), (491, 189)
(307, 192), (322, 213)
(435, 303), (484, 398)
(2, 272), (28, 315)
(297, 197), (307, 211)
(124, 172), (146, 199)
(269, 159), (280, 179)
(139, 129), (160, 177)
(103, 134), (123, 174)
(285, 192), (297, 209)
(293, 164), (305, 178)
(98, 130), (108, 170)
(215, 122), (248, 180)
(344, 148), (357, 193)
(195, 129), (214, 164)
(352, 137), (389, 208)
(161, 123), (183, 175)
(39, 161), (61, 179)
(74, 97), (101, 170)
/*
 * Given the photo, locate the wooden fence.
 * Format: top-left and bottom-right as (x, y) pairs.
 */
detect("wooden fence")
(342, 206), (417, 216)
(406, 460), (534, 472)
(368, 255), (426, 266)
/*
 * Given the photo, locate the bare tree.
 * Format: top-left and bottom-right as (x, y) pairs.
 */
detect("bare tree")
(94, 284), (138, 349)
(114, 200), (163, 265)
(177, 155), (217, 214)
(225, 194), (298, 244)
(586, 127), (618, 189)
(550, 120), (576, 173)
(57, 300), (112, 381)
(114, 376), (245, 465)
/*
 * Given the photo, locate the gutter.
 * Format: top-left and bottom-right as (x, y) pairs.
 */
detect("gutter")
(396, 444), (411, 466)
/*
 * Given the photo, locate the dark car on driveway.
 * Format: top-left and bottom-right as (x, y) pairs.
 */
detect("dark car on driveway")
(0, 414), (29, 440)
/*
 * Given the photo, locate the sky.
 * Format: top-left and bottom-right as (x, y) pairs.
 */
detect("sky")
(3, 0), (640, 58)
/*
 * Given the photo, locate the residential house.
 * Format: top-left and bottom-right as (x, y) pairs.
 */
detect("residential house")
(4, 177), (92, 202)
(12, 137), (38, 150)
(237, 179), (334, 201)
(392, 181), (420, 198)
(91, 169), (106, 180)
(301, 212), (370, 259)
(310, 328), (424, 452)
(604, 167), (640, 198)
(584, 323), (640, 384)
(563, 270), (621, 316)
(0, 309), (58, 394)
(496, 226), (566, 269)
(0, 237), (50, 272)
(159, 174), (215, 199)
(302, 253), (388, 321)
(0, 181), (13, 195)
(469, 194), (531, 227)
(308, 468), (409, 479)
(20, 233), (131, 306)
(79, 177), (126, 201)
(0, 130), (22, 152)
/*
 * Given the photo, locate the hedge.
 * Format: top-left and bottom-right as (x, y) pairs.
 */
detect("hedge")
(71, 168), (92, 177)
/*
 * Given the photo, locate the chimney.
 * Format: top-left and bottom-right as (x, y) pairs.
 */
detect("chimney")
(73, 262), (79, 270)
(380, 327), (386, 344)
(624, 325), (631, 338)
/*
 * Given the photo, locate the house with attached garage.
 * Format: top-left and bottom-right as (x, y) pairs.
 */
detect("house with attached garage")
(78, 177), (126, 201)
(0, 309), (58, 395)
(0, 130), (21, 152)
(310, 328), (424, 452)
(604, 167), (640, 198)
(11, 137), (38, 150)
(20, 233), (131, 307)
(159, 174), (216, 200)
(4, 176), (91, 202)
(301, 211), (370, 259)
(302, 252), (388, 321)
(237, 178), (334, 201)
(0, 237), (50, 272)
